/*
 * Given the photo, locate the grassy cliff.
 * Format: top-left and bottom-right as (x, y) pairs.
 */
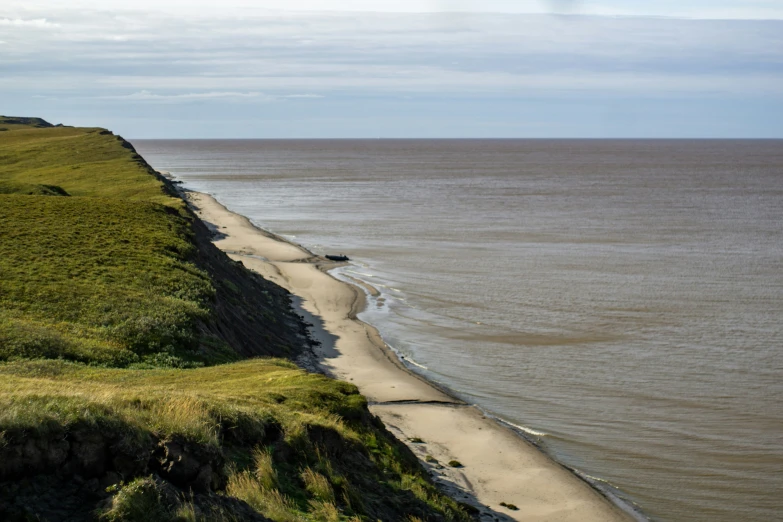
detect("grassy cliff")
(0, 117), (471, 521)
(0, 116), (307, 367)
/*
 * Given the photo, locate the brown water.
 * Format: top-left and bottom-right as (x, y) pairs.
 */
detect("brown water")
(133, 139), (783, 521)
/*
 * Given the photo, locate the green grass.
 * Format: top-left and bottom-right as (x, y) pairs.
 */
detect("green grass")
(100, 477), (179, 522)
(0, 358), (357, 455)
(0, 196), (215, 366)
(0, 119), (174, 204)
(0, 117), (235, 366)
(0, 180), (71, 195)
(0, 358), (470, 521)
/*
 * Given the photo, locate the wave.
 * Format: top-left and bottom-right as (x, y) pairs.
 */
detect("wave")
(495, 418), (549, 438)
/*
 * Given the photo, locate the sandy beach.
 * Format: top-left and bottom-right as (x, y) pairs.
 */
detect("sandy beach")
(183, 189), (633, 522)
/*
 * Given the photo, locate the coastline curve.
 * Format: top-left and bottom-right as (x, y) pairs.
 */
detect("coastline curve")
(177, 184), (639, 522)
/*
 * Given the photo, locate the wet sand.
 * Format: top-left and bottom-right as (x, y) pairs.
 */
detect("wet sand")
(184, 189), (632, 521)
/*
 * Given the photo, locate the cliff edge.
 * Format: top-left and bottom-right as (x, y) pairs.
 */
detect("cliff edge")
(0, 117), (472, 521)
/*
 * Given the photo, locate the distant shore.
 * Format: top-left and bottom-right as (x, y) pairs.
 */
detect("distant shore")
(178, 185), (634, 522)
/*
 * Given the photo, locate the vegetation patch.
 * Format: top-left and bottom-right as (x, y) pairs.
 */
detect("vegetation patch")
(0, 359), (471, 521)
(0, 196), (214, 366)
(0, 117), (303, 367)
(0, 180), (70, 195)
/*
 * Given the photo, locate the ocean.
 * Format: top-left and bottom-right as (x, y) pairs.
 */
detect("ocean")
(132, 139), (783, 521)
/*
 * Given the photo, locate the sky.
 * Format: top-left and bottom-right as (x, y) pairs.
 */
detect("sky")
(1, 0), (782, 138)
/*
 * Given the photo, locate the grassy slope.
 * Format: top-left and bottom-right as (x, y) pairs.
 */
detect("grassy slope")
(0, 120), (172, 203)
(0, 118), (210, 367)
(0, 117), (302, 367)
(0, 359), (466, 521)
(0, 196), (216, 366)
(0, 118), (470, 521)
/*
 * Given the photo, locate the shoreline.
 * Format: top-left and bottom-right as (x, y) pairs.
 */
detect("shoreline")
(179, 185), (637, 521)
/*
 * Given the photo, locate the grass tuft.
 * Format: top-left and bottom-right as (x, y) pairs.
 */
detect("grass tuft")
(307, 500), (340, 521)
(226, 471), (301, 522)
(253, 447), (279, 491)
(301, 467), (334, 503)
(99, 476), (175, 521)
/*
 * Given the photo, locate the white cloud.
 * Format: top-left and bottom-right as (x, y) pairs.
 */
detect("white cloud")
(4, 0), (783, 19)
(86, 70), (780, 97)
(2, 1), (780, 137)
(108, 90), (275, 101)
(102, 90), (325, 102)
(0, 8), (780, 102)
(0, 18), (59, 28)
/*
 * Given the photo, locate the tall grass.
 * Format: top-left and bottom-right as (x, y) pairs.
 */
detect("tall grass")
(227, 471), (302, 522)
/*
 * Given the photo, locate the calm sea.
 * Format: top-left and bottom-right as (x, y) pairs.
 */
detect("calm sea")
(132, 139), (783, 521)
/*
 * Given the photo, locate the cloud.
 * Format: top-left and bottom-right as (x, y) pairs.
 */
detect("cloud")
(102, 90), (325, 102)
(106, 90), (274, 102)
(6, 1), (783, 19)
(0, 18), (59, 28)
(2, 3), (780, 137)
(1, 8), (781, 103)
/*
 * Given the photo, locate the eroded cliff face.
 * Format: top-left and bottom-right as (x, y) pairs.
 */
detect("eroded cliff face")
(0, 419), (269, 520)
(0, 364), (466, 522)
(185, 203), (312, 360)
(126, 134), (313, 363)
